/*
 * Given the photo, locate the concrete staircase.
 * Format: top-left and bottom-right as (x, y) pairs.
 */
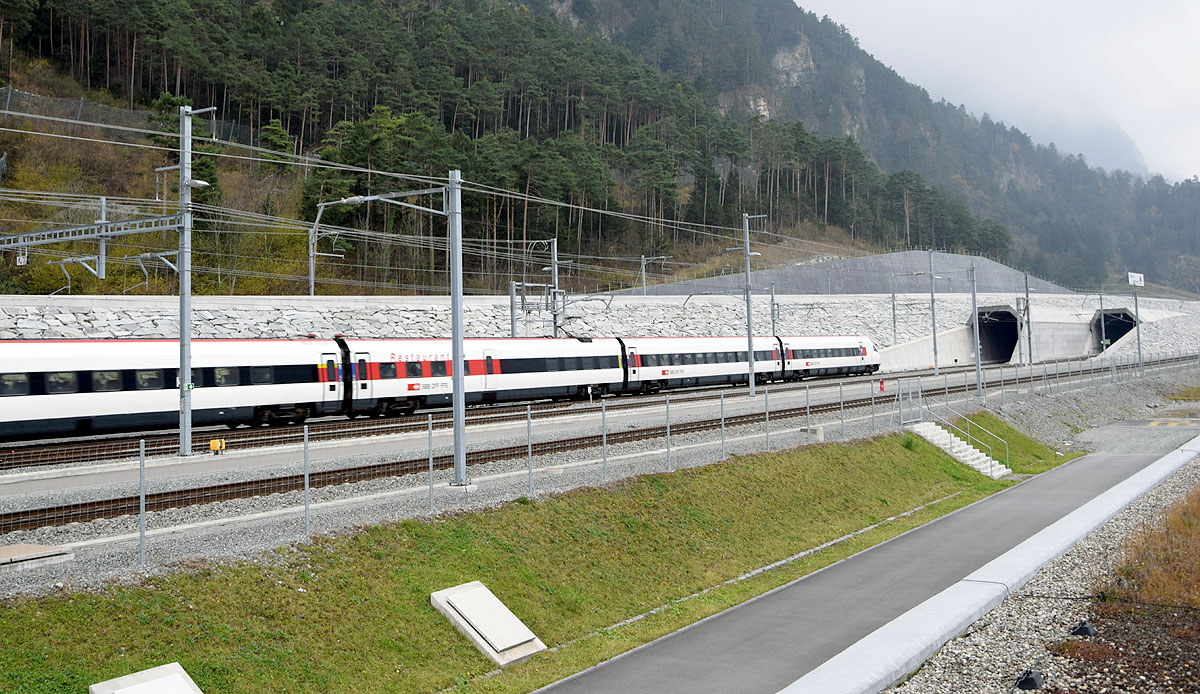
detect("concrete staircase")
(908, 421), (1009, 479)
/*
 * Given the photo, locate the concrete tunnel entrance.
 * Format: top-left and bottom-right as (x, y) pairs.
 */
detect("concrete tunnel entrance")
(1092, 309), (1137, 353)
(973, 307), (1020, 363)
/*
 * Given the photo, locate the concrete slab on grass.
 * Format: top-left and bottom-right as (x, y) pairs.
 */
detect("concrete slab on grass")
(432, 581), (546, 667)
(89, 662), (202, 694)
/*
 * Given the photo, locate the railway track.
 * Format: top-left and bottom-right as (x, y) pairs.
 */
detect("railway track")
(0, 353), (1192, 533)
(0, 372), (897, 470)
(0, 392), (889, 533)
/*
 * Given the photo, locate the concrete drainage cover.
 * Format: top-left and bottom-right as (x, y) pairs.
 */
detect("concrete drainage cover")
(89, 662), (203, 694)
(432, 581), (546, 666)
(0, 544), (74, 573)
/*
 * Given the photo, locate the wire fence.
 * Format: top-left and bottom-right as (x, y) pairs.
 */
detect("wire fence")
(1, 350), (1196, 576)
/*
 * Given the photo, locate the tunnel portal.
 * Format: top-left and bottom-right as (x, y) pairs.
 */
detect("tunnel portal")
(973, 307), (1020, 364)
(1092, 309), (1137, 353)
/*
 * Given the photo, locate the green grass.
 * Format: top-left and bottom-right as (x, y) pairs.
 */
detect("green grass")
(1168, 386), (1200, 401)
(954, 410), (1085, 474)
(0, 434), (1014, 694)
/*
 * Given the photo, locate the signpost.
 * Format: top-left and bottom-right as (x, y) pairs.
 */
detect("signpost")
(1128, 271), (1144, 374)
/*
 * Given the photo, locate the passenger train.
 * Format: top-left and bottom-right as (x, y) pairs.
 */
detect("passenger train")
(0, 334), (880, 440)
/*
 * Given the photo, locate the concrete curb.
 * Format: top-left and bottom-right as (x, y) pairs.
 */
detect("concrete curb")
(777, 433), (1200, 694)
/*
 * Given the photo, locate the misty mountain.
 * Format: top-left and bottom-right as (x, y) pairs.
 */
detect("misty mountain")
(549, 0), (1197, 291)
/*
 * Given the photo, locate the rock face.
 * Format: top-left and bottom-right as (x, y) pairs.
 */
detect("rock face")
(773, 37), (815, 88)
(0, 294), (1197, 359)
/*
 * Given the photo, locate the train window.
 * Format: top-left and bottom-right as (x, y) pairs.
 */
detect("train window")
(251, 366), (275, 385)
(580, 356), (596, 370)
(406, 362), (422, 378)
(214, 366), (240, 387)
(545, 357), (560, 372)
(380, 363), (397, 379)
(357, 359), (368, 380)
(738, 352), (747, 362)
(643, 354), (656, 367)
(431, 361), (447, 377)
(0, 373), (30, 396)
(92, 370), (122, 392)
(683, 353), (695, 365)
(460, 360), (469, 376)
(486, 356), (494, 374)
(45, 371), (78, 394)
(326, 360), (338, 382)
(135, 369), (164, 390)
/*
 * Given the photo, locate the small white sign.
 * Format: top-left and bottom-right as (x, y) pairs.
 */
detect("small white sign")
(1127, 272), (1144, 287)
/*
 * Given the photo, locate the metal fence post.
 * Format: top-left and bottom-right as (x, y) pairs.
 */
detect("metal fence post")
(720, 392), (726, 459)
(138, 439), (146, 569)
(870, 384), (875, 432)
(601, 401), (608, 482)
(303, 425), (311, 536)
(764, 388), (771, 451)
(963, 372), (969, 406)
(806, 385), (811, 443)
(428, 414), (434, 514)
(944, 373), (949, 402)
(527, 405), (533, 495)
(666, 395), (673, 472)
(839, 383), (845, 440)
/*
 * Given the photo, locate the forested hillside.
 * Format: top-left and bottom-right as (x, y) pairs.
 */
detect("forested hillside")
(558, 0), (1199, 291)
(0, 0), (1194, 294)
(0, 0), (1020, 296)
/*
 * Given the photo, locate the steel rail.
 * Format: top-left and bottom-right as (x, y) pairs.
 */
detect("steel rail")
(2, 351), (1192, 532)
(0, 353), (1185, 472)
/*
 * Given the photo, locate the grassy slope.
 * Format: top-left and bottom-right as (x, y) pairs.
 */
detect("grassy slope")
(955, 411), (1085, 474)
(0, 432), (1023, 693)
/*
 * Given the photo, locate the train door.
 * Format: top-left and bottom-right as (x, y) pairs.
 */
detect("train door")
(626, 346), (640, 390)
(354, 352), (373, 402)
(321, 352), (342, 411)
(482, 350), (497, 393)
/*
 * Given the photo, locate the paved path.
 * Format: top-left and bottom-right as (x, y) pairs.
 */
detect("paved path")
(541, 424), (1198, 694)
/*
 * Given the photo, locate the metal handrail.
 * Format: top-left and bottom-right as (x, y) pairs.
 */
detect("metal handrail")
(942, 402), (1009, 469)
(923, 404), (993, 462)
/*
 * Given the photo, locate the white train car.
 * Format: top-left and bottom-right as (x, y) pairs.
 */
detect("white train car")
(780, 335), (880, 378)
(0, 333), (882, 441)
(339, 336), (627, 414)
(620, 335), (783, 391)
(0, 338), (331, 438)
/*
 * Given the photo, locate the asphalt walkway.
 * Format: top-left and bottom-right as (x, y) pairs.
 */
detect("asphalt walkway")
(540, 424), (1198, 694)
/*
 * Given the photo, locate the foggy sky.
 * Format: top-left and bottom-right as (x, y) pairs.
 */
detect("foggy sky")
(795, 0), (1200, 181)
